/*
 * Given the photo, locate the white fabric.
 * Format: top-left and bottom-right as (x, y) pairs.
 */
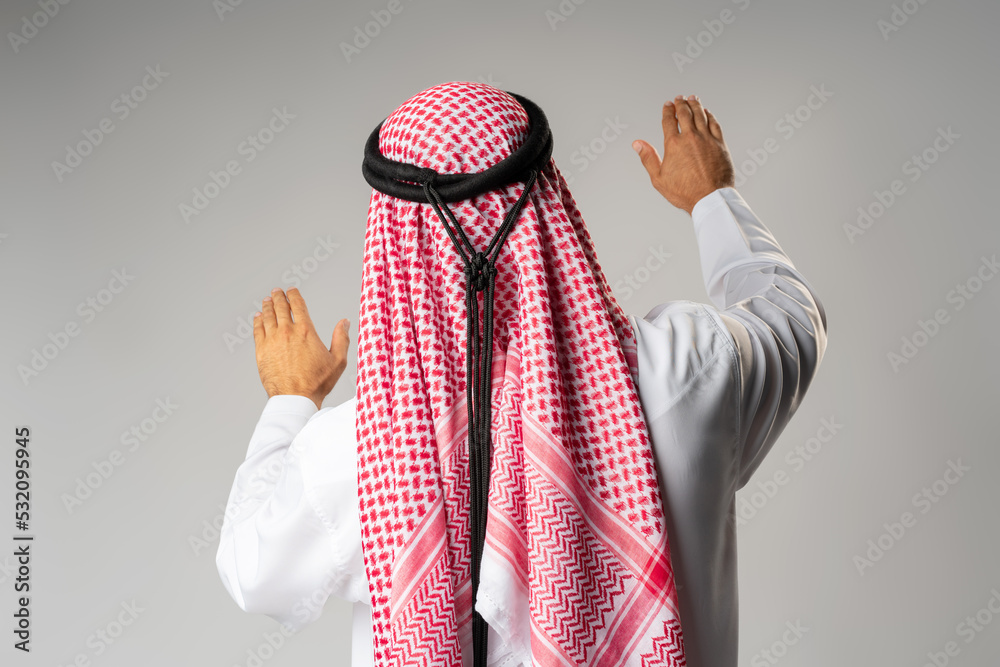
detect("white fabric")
(216, 186), (828, 667)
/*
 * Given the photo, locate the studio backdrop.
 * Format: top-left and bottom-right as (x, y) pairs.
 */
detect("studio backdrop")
(2, 0), (998, 665)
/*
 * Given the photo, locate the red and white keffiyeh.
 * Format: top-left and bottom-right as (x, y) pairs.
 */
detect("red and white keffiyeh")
(356, 81), (686, 667)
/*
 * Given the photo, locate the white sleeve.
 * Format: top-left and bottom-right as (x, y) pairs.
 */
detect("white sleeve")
(215, 393), (369, 633)
(689, 187), (828, 488)
(627, 187), (827, 667)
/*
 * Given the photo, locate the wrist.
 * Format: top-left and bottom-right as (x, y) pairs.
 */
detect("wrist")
(266, 388), (324, 409)
(690, 187), (729, 220)
(262, 393), (321, 418)
(683, 188), (718, 216)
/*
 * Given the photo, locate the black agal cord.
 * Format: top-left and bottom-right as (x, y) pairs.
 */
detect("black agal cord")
(362, 91), (552, 667)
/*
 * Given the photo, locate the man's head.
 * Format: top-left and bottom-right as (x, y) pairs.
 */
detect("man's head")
(378, 81), (531, 176)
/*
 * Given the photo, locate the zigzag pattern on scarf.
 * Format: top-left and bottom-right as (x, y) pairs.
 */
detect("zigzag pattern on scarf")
(391, 554), (463, 667)
(526, 470), (635, 664)
(489, 376), (527, 535)
(440, 439), (474, 601)
(641, 619), (687, 667)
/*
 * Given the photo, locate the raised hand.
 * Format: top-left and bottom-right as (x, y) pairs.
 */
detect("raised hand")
(252, 287), (350, 410)
(633, 94), (736, 214)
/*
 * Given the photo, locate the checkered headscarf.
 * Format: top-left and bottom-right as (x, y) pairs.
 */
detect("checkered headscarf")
(356, 81), (686, 667)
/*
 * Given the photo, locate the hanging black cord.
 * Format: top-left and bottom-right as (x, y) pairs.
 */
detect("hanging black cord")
(421, 168), (539, 667)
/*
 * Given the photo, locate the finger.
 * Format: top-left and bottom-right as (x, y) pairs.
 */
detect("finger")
(705, 107), (724, 143)
(285, 287), (313, 327)
(686, 96), (709, 134)
(252, 311), (264, 343)
(271, 287), (293, 327)
(674, 95), (694, 134)
(661, 101), (679, 140)
(260, 296), (277, 334)
(330, 319), (351, 367)
(632, 140), (663, 181)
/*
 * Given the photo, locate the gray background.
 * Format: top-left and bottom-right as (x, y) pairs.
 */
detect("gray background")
(2, 0), (998, 665)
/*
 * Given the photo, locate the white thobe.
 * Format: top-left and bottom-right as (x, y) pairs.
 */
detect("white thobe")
(215, 187), (828, 667)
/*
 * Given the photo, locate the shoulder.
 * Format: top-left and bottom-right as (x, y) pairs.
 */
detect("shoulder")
(627, 300), (742, 421)
(310, 394), (357, 430)
(294, 395), (357, 458)
(629, 300), (739, 379)
(296, 395), (359, 489)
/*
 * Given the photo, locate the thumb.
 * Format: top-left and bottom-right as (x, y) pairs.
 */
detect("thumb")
(330, 318), (350, 355)
(632, 140), (662, 180)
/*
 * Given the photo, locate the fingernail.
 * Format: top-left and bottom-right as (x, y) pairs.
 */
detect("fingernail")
(632, 141), (641, 154)
(687, 94), (697, 101)
(664, 101), (674, 107)
(263, 297), (272, 302)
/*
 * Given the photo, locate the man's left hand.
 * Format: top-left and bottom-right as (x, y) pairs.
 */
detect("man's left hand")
(252, 287), (350, 410)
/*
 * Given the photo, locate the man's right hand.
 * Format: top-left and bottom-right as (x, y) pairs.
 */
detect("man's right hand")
(633, 94), (736, 215)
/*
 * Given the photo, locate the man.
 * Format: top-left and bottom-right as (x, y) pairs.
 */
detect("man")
(216, 84), (828, 667)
